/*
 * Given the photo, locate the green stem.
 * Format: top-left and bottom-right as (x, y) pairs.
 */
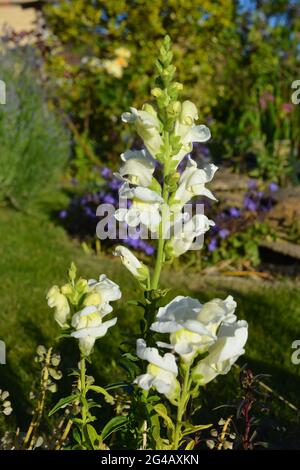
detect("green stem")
(151, 224), (165, 290)
(173, 364), (191, 450)
(79, 355), (87, 445)
(151, 161), (170, 290)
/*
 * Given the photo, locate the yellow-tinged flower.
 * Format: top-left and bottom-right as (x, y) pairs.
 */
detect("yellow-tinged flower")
(134, 339), (180, 403)
(122, 106), (163, 159)
(170, 156), (218, 212)
(114, 149), (156, 187)
(71, 305), (117, 356)
(171, 101), (211, 164)
(165, 213), (215, 258)
(151, 295), (238, 363)
(47, 285), (70, 328)
(192, 321), (248, 385)
(115, 47), (131, 59)
(113, 246), (149, 283)
(115, 182), (163, 232)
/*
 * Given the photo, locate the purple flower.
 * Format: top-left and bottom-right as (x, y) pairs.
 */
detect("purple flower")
(211, 224), (219, 235)
(103, 193), (116, 205)
(259, 91), (274, 110)
(109, 178), (122, 190)
(208, 237), (218, 252)
(248, 179), (257, 190)
(59, 210), (68, 219)
(101, 167), (113, 179)
(281, 103), (294, 114)
(139, 240), (155, 256)
(244, 195), (257, 212)
(219, 229), (230, 239)
(229, 207), (240, 218)
(269, 182), (279, 192)
(84, 206), (96, 218)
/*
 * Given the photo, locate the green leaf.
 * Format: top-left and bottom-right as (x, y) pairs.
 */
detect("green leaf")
(182, 422), (212, 437)
(48, 368), (63, 380)
(119, 357), (140, 380)
(72, 427), (82, 445)
(105, 381), (129, 391)
(185, 440), (196, 450)
(87, 424), (101, 450)
(153, 404), (174, 431)
(88, 385), (115, 404)
(101, 416), (129, 441)
(49, 394), (78, 416)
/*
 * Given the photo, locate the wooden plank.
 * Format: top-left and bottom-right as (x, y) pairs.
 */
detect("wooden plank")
(260, 238), (300, 260)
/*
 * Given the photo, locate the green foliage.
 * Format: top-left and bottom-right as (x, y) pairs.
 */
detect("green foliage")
(0, 206), (299, 448)
(211, 222), (273, 267)
(42, 1), (300, 182)
(0, 44), (70, 208)
(42, 0), (239, 165)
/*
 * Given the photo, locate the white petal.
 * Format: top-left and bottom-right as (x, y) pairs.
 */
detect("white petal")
(134, 373), (154, 390)
(136, 339), (178, 374)
(183, 125), (211, 144)
(114, 208), (128, 222)
(71, 317), (117, 339)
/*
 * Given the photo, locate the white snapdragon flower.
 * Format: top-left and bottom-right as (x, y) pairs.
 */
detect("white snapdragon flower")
(85, 274), (121, 316)
(172, 101), (211, 164)
(192, 320), (248, 385)
(47, 286), (70, 328)
(114, 149), (156, 187)
(170, 157), (218, 211)
(113, 245), (149, 282)
(134, 339), (180, 403)
(122, 105), (163, 158)
(165, 213), (215, 258)
(151, 295), (237, 363)
(71, 305), (117, 356)
(115, 182), (163, 232)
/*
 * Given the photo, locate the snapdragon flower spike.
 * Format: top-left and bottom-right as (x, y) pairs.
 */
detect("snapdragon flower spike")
(134, 338), (180, 403)
(151, 295), (238, 363)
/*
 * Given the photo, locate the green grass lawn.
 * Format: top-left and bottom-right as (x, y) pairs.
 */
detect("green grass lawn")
(1, 205), (300, 448)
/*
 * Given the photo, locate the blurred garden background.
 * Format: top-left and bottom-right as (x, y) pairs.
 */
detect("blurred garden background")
(0, 0), (300, 449)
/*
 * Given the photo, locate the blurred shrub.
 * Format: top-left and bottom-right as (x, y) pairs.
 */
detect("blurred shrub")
(40, 0), (300, 183)
(41, 0), (239, 166)
(0, 44), (70, 208)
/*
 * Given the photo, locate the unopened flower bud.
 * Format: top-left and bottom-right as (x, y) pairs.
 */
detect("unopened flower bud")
(151, 87), (163, 98)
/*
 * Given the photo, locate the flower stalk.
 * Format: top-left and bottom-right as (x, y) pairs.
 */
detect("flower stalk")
(172, 363), (191, 450)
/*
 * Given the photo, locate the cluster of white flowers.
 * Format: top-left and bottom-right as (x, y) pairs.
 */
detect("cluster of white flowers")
(134, 295), (248, 401)
(112, 98), (217, 267)
(47, 273), (121, 356)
